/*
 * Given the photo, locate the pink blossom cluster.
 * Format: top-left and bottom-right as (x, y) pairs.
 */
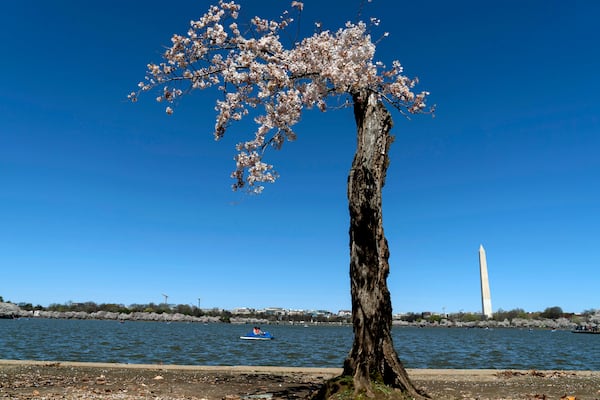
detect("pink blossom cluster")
(129, 1), (430, 193)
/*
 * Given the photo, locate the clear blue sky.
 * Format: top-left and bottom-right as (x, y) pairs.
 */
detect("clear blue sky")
(1, 1), (598, 314)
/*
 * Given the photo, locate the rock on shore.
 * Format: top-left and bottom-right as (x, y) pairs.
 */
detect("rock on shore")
(0, 302), (20, 318)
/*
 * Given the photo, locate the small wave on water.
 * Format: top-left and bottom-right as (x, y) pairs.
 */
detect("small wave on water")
(1, 319), (598, 370)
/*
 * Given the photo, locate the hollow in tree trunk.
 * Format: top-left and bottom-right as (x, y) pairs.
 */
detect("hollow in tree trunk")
(343, 90), (428, 399)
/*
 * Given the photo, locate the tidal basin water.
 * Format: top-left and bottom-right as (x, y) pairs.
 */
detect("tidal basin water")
(1, 319), (598, 370)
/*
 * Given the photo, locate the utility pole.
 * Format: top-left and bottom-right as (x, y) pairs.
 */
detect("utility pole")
(162, 293), (168, 305)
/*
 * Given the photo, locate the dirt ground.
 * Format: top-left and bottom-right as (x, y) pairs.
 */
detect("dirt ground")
(0, 360), (599, 400)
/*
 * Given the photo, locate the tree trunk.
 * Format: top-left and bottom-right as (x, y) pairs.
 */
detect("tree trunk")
(343, 90), (428, 398)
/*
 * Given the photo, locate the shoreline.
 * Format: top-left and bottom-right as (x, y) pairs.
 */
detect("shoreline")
(1, 359), (599, 399)
(0, 358), (344, 376)
(1, 314), (593, 335)
(2, 358), (600, 375)
(3, 302), (598, 330)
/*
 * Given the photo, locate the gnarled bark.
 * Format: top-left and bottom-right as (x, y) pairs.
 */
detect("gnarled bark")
(343, 90), (428, 399)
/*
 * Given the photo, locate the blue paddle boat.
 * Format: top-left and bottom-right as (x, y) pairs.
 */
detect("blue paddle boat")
(240, 328), (274, 340)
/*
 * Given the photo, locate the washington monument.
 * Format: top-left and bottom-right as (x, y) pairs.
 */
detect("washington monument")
(478, 244), (493, 318)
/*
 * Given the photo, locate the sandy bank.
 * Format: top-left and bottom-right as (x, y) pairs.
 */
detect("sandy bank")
(1, 359), (598, 399)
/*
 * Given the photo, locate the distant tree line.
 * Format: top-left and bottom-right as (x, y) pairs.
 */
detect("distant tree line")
(2, 296), (597, 324)
(396, 306), (598, 324)
(5, 299), (347, 323)
(15, 301), (209, 317)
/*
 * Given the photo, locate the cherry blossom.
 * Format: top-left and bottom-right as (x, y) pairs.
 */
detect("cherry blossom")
(129, 0), (430, 193)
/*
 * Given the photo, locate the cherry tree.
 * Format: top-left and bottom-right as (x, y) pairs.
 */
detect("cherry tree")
(130, 1), (431, 397)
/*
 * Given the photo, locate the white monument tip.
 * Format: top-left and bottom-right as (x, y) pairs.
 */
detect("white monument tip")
(478, 244), (493, 319)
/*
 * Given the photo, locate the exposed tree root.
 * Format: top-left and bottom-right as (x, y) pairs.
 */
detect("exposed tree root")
(312, 374), (430, 400)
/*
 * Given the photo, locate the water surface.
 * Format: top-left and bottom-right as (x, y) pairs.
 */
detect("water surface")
(1, 319), (597, 370)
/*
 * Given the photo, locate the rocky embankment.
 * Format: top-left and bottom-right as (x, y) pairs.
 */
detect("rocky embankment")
(392, 316), (588, 330)
(2, 302), (598, 330)
(0, 302), (221, 323)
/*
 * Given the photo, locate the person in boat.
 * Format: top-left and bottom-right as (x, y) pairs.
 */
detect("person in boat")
(253, 326), (264, 335)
